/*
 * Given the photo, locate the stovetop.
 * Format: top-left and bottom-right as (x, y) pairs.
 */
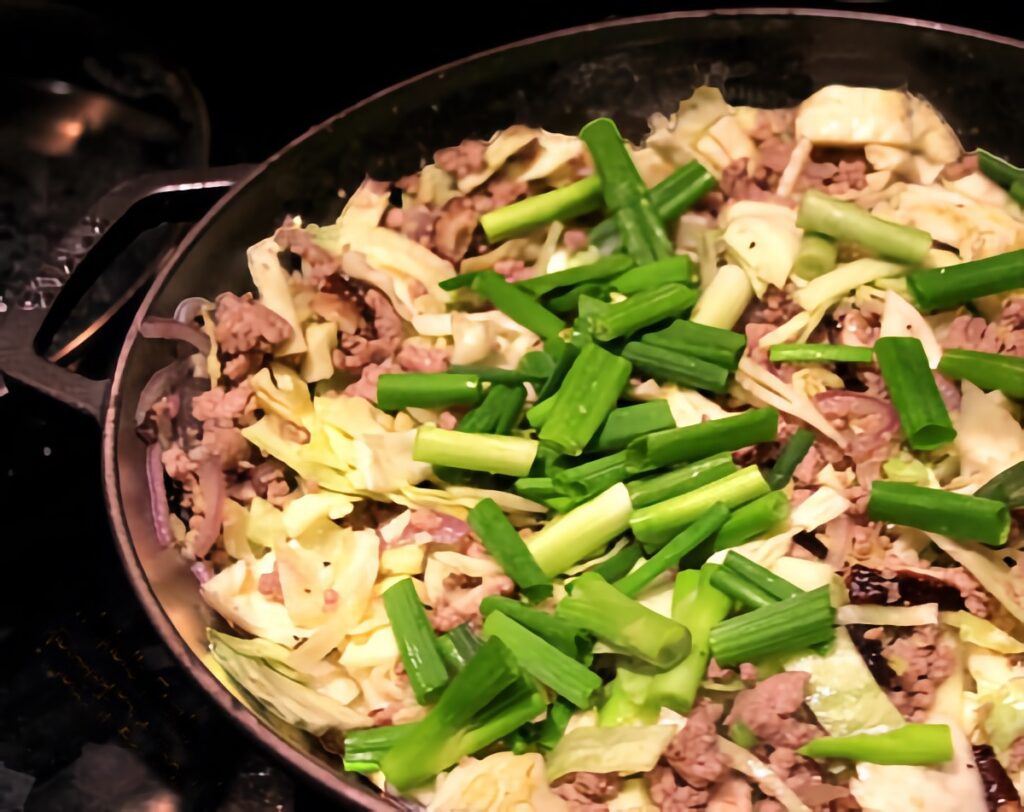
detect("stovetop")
(2, 3), (1022, 810)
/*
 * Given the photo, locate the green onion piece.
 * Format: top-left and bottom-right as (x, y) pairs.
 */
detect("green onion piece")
(576, 293), (610, 322)
(469, 498), (551, 602)
(588, 542), (644, 583)
(611, 256), (695, 294)
(1011, 178), (1024, 207)
(709, 586), (835, 666)
(528, 483), (634, 576)
(480, 175), (604, 242)
(546, 284), (611, 314)
(536, 339), (580, 402)
(447, 365), (544, 384)
(439, 271), (485, 292)
(766, 428), (816, 490)
(976, 461), (1024, 509)
(723, 551), (802, 601)
(413, 425), (538, 477)
(710, 567), (776, 609)
(537, 698), (576, 751)
(626, 453), (739, 509)
(615, 503), (730, 597)
(796, 189), (932, 263)
(343, 723), (417, 773)
(514, 476), (560, 504)
(649, 566), (731, 712)
(518, 349), (557, 379)
(589, 283), (699, 342)
(626, 407), (778, 473)
(768, 343), (874, 365)
(484, 613), (601, 709)
(472, 270), (567, 340)
(792, 232), (839, 280)
(525, 396), (556, 429)
(798, 724), (953, 765)
(382, 578), (449, 704)
(539, 343), (632, 456)
(376, 373), (481, 411)
(622, 341), (730, 393)
(379, 640), (542, 790)
(868, 480), (1010, 547)
(516, 255), (634, 297)
(479, 596), (587, 658)
(554, 451), (630, 502)
(712, 491), (791, 551)
(630, 466), (771, 548)
(907, 248), (1024, 312)
(641, 319), (747, 370)
(556, 572), (691, 668)
(435, 384), (527, 484)
(977, 148), (1023, 188)
(874, 337), (956, 451)
(614, 201), (674, 265)
(588, 400), (676, 454)
(590, 161), (717, 247)
(690, 263), (754, 330)
(937, 348), (1024, 400)
(437, 623), (483, 673)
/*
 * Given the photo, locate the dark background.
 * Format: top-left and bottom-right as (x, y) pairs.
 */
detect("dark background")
(1, 3), (1022, 810)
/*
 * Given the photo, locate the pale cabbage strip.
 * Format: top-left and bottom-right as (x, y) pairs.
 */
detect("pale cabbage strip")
(878, 290), (943, 367)
(247, 237), (307, 355)
(928, 533), (1024, 627)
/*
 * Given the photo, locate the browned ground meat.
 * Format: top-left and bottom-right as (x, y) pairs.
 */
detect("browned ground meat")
(333, 288), (403, 371)
(665, 703), (730, 789)
(943, 298), (1024, 356)
(214, 292), (292, 355)
(429, 572), (515, 632)
(433, 197), (479, 262)
(552, 772), (622, 811)
(881, 625), (955, 720)
(647, 765), (711, 811)
(395, 343), (449, 373)
(726, 672), (821, 750)
(433, 139), (487, 179)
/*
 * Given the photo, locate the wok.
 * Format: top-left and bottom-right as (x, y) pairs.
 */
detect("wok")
(2, 9), (1023, 809)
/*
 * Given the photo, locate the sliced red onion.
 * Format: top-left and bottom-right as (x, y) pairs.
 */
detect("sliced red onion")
(134, 358), (190, 426)
(814, 390), (899, 435)
(140, 317), (211, 355)
(146, 443), (175, 548)
(190, 562), (213, 584)
(173, 296), (212, 324)
(192, 456), (226, 558)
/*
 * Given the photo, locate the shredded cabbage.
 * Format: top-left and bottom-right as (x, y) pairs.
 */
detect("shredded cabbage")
(246, 237), (307, 356)
(941, 611), (1024, 655)
(953, 382), (1024, 488)
(429, 753), (568, 812)
(838, 603), (939, 627)
(545, 725), (677, 781)
(721, 201), (802, 295)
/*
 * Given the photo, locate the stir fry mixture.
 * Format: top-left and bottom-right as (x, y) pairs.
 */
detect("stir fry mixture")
(138, 84), (1024, 811)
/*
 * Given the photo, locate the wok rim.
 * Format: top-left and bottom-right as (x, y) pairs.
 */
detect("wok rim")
(101, 8), (1024, 807)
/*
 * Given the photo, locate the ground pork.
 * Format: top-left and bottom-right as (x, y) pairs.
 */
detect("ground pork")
(738, 285), (802, 329)
(430, 572), (515, 632)
(881, 625), (955, 720)
(493, 258), (535, 282)
(941, 153), (979, 181)
(552, 772), (622, 811)
(433, 197), (479, 262)
(766, 747), (850, 808)
(664, 703), (730, 789)
(434, 139), (487, 180)
(943, 300), (1024, 357)
(707, 776), (753, 812)
(342, 361), (400, 402)
(646, 766), (710, 811)
(333, 288), (403, 371)
(396, 343), (449, 373)
(726, 672), (820, 750)
(213, 292), (293, 355)
(190, 382), (255, 424)
(719, 158), (792, 206)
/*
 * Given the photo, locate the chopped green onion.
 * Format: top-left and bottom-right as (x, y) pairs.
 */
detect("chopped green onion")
(546, 283), (611, 314)
(792, 232), (839, 280)
(626, 408), (778, 473)
(484, 612), (601, 709)
(649, 566), (731, 712)
(613, 202), (674, 265)
(528, 483), (634, 576)
(641, 319), (747, 370)
(907, 248), (1024, 312)
(469, 498), (551, 602)
(376, 373), (481, 411)
(480, 175), (603, 242)
(539, 343), (632, 456)
(455, 383), (526, 435)
(472, 270), (567, 340)
(518, 349), (557, 380)
(536, 339), (580, 401)
(630, 466), (771, 548)
(413, 425), (538, 477)
(874, 337), (956, 450)
(765, 428), (816, 490)
(798, 724), (953, 765)
(611, 256), (695, 294)
(437, 623), (483, 673)
(768, 343), (874, 365)
(589, 283), (698, 342)
(525, 396), (556, 429)
(690, 263), (754, 330)
(622, 341), (730, 393)
(587, 542), (644, 584)
(447, 365), (544, 384)
(626, 453), (739, 508)
(382, 578), (449, 704)
(712, 491), (791, 551)
(615, 503), (730, 597)
(554, 450), (630, 502)
(343, 723), (417, 773)
(977, 148), (1023, 188)
(588, 400), (676, 454)
(536, 698), (575, 751)
(1011, 178), (1024, 206)
(709, 586), (835, 666)
(868, 480), (1010, 547)
(937, 348), (1024, 400)
(710, 567), (776, 609)
(556, 572), (691, 668)
(796, 189), (932, 263)
(440, 271), (486, 292)
(514, 476), (560, 503)
(516, 255), (634, 297)
(976, 461), (1024, 509)
(480, 596), (588, 658)
(722, 551), (802, 601)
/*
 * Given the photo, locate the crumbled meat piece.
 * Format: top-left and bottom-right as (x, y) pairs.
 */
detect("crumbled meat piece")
(837, 308), (880, 348)
(767, 747), (850, 807)
(274, 227), (342, 279)
(200, 424), (250, 470)
(720, 158), (792, 206)
(438, 411), (458, 430)
(493, 258), (535, 282)
(739, 663), (758, 682)
(941, 153), (979, 181)
(564, 228), (589, 252)
(792, 446), (825, 487)
(944, 303), (1024, 357)
(726, 672), (820, 749)
(706, 776), (753, 812)
(749, 109), (795, 141)
(258, 568), (284, 602)
(310, 291), (365, 333)
(430, 572), (515, 632)
(384, 204), (437, 246)
(334, 288), (403, 371)
(881, 625), (954, 720)
(191, 382), (255, 424)
(759, 137), (796, 174)
(342, 361), (401, 402)
(738, 285), (802, 328)
(222, 352), (260, 382)
(434, 139), (487, 180)
(433, 197), (479, 262)
(552, 772), (622, 811)
(646, 766), (709, 811)
(213, 292), (293, 355)
(664, 703), (729, 789)
(707, 659), (736, 681)
(484, 178), (528, 210)
(162, 444), (196, 481)
(396, 343), (449, 373)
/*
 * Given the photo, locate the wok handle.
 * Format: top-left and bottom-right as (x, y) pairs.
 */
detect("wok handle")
(0, 165), (256, 422)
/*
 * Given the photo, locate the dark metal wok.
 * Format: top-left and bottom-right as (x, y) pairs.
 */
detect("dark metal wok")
(2, 9), (1023, 809)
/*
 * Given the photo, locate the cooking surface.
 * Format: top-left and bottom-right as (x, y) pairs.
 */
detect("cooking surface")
(1, 3), (1021, 810)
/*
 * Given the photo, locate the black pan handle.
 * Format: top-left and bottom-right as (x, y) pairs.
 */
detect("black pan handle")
(0, 165), (256, 421)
